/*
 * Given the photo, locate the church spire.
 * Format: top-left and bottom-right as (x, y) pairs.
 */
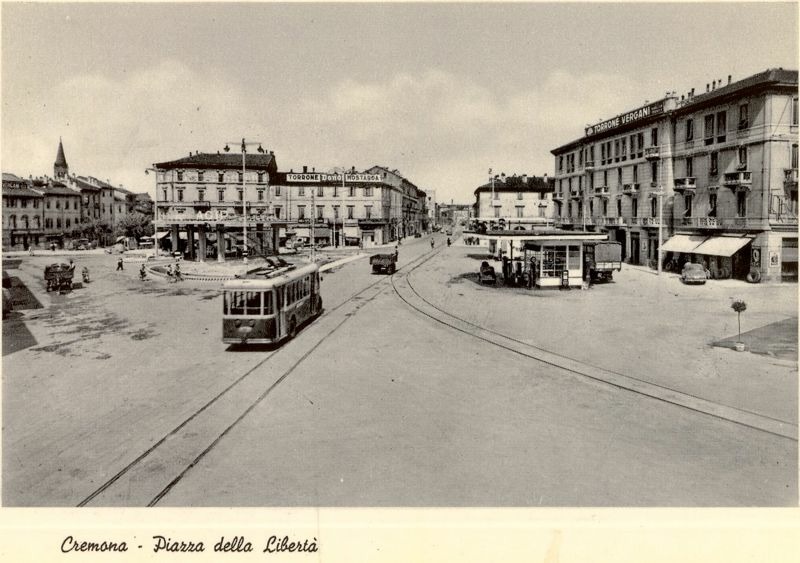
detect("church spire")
(54, 137), (68, 180)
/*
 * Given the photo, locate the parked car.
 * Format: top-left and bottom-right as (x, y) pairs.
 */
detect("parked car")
(680, 263), (708, 285)
(72, 238), (91, 250)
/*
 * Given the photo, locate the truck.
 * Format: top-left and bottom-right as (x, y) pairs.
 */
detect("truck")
(584, 242), (622, 282)
(370, 253), (397, 274)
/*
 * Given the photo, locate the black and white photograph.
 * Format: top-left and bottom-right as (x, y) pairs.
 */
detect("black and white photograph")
(1, 1), (798, 559)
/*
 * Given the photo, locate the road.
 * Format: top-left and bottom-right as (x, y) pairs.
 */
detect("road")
(2, 235), (796, 506)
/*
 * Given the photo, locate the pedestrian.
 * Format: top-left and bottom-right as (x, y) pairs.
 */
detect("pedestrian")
(139, 264), (147, 281)
(166, 263), (175, 282)
(116, 257), (124, 271)
(50, 242), (56, 252)
(394, 245), (399, 260)
(174, 262), (183, 282)
(28, 246), (34, 256)
(430, 238), (434, 249)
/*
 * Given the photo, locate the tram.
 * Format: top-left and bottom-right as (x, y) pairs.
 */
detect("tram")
(222, 262), (322, 345)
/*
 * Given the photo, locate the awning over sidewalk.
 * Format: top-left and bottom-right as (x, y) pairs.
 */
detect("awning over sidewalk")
(660, 234), (706, 253)
(692, 235), (752, 257)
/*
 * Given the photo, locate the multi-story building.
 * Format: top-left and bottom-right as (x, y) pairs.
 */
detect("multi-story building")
(153, 151), (431, 259)
(2, 173), (44, 250)
(471, 173), (555, 230)
(551, 68), (798, 282)
(30, 178), (82, 246)
(364, 166), (428, 238)
(154, 150), (280, 261)
(271, 167), (394, 247)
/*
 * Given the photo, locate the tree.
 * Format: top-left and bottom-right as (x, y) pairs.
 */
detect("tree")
(114, 212), (154, 239)
(731, 299), (747, 343)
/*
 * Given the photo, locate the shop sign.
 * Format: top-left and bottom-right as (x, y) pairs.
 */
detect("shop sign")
(585, 101), (665, 137)
(751, 246), (761, 267)
(286, 173), (381, 183)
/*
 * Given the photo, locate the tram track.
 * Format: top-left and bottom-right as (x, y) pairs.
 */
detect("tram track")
(77, 248), (436, 507)
(389, 251), (798, 442)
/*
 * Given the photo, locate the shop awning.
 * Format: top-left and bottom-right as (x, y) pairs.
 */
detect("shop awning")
(692, 235), (752, 257)
(660, 234), (707, 253)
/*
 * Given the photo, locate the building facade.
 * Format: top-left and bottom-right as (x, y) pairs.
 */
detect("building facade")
(152, 152), (431, 259)
(471, 173), (555, 231)
(2, 173), (44, 250)
(153, 151), (280, 261)
(551, 68), (798, 281)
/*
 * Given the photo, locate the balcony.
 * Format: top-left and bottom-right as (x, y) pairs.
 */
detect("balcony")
(594, 185), (610, 197)
(784, 168), (798, 188)
(570, 189), (582, 199)
(193, 200), (211, 209)
(597, 216), (624, 226)
(622, 183), (639, 195)
(673, 177), (697, 193)
(552, 192), (564, 202)
(585, 160), (596, 171)
(645, 147), (660, 161)
(639, 217), (661, 227)
(723, 171), (752, 189)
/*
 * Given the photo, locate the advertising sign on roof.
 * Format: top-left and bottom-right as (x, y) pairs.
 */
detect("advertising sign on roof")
(585, 100), (665, 137)
(286, 173), (381, 183)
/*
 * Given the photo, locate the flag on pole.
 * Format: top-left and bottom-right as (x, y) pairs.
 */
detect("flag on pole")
(241, 138), (247, 153)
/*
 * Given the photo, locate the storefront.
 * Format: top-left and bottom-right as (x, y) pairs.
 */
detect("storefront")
(660, 233), (753, 279)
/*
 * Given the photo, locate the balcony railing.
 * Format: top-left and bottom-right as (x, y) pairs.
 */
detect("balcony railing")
(570, 189), (582, 199)
(723, 171), (752, 188)
(679, 216), (765, 229)
(594, 185), (610, 196)
(552, 192), (564, 201)
(638, 217), (662, 227)
(585, 160), (596, 171)
(622, 183), (639, 194)
(596, 216), (624, 226)
(644, 147), (660, 161)
(673, 177), (697, 192)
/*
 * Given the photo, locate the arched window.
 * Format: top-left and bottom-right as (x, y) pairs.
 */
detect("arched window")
(33, 216), (40, 229)
(66, 218), (71, 228)
(21, 215), (28, 229)
(9, 215), (16, 229)
(57, 218), (62, 229)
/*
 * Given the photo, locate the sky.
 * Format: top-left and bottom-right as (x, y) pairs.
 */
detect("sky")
(2, 2), (797, 204)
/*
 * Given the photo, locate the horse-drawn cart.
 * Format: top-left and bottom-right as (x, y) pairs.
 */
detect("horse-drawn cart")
(44, 263), (74, 293)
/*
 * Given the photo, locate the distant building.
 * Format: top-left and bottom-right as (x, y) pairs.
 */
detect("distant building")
(551, 67), (798, 282)
(471, 173), (556, 231)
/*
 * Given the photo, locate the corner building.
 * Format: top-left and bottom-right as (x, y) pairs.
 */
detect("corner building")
(551, 68), (798, 282)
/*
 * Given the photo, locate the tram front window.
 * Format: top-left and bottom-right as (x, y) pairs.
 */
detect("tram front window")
(227, 290), (271, 315)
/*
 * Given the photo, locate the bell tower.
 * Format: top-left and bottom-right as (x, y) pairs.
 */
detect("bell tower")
(54, 137), (68, 180)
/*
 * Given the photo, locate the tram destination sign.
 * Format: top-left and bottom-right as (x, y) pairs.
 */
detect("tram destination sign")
(585, 100), (665, 137)
(286, 172), (382, 183)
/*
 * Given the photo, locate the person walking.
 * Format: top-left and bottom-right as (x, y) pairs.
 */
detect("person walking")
(166, 263), (175, 283)
(430, 238), (435, 250)
(116, 257), (124, 271)
(174, 262), (183, 282)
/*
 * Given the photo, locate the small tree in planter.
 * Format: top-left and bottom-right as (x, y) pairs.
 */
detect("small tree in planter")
(731, 299), (747, 351)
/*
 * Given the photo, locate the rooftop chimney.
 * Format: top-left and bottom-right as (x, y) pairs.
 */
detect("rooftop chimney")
(522, 174), (528, 183)
(728, 74), (732, 85)
(303, 166), (308, 173)
(706, 83), (710, 92)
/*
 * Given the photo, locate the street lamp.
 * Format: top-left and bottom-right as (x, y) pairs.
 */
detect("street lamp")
(332, 167), (349, 247)
(144, 166), (163, 260)
(224, 139), (264, 264)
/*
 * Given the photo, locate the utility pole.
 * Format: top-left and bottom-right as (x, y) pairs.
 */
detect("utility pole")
(225, 139), (264, 264)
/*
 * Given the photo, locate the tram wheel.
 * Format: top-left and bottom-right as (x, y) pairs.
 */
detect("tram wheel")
(288, 316), (297, 339)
